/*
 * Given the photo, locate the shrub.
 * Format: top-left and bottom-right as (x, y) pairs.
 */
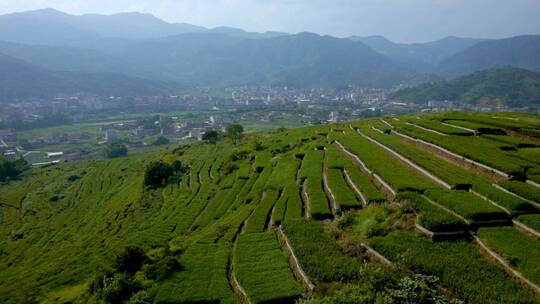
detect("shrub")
(152, 136), (170, 146)
(114, 246), (147, 275)
(103, 141), (128, 158)
(202, 130), (222, 144)
(101, 273), (141, 304)
(144, 256), (181, 282)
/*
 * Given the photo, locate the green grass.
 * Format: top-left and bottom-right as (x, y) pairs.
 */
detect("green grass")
(235, 232), (304, 303)
(1, 111), (540, 304)
(341, 205), (393, 238)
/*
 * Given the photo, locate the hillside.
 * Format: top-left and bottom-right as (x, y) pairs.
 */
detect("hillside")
(0, 52), (171, 100)
(0, 32), (417, 88)
(391, 68), (540, 106)
(2, 112), (540, 303)
(437, 35), (540, 78)
(350, 35), (484, 69)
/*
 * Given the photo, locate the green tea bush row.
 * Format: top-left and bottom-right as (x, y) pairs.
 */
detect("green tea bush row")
(425, 190), (509, 223)
(397, 192), (466, 232)
(335, 131), (438, 192)
(498, 180), (540, 203)
(235, 232), (304, 303)
(245, 189), (280, 233)
(478, 226), (540, 284)
(283, 219), (360, 283)
(516, 214), (540, 233)
(369, 232), (538, 304)
(326, 168), (361, 209)
(299, 150), (332, 219)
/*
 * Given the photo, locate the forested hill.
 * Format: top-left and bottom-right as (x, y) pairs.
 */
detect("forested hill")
(391, 67), (540, 106)
(2, 112), (540, 303)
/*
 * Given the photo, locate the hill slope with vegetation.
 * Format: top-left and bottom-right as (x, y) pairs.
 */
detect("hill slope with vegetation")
(0, 52), (171, 101)
(391, 67), (540, 106)
(437, 35), (540, 78)
(2, 112), (540, 303)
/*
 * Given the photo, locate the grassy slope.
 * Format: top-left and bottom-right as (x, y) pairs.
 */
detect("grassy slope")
(1, 112), (540, 303)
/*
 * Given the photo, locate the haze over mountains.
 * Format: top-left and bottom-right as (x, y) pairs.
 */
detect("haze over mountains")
(0, 8), (540, 100)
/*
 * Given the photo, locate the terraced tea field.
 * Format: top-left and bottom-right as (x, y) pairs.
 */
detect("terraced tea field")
(1, 112), (540, 303)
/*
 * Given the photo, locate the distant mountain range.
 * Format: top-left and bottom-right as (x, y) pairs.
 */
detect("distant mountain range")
(0, 8), (539, 100)
(436, 35), (540, 78)
(349, 35), (486, 70)
(391, 67), (540, 106)
(0, 52), (169, 100)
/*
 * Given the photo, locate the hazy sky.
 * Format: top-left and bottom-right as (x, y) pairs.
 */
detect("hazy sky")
(0, 0), (539, 42)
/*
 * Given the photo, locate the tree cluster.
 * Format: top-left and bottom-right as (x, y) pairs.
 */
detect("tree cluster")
(103, 141), (128, 158)
(144, 160), (188, 188)
(0, 157), (29, 182)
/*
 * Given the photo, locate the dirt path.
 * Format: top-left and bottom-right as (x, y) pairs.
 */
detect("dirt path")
(343, 169), (368, 206)
(380, 119), (394, 129)
(441, 122), (475, 133)
(361, 243), (394, 268)
(392, 129), (510, 179)
(229, 221), (251, 304)
(334, 140), (396, 197)
(277, 227), (315, 294)
(406, 122), (448, 136)
(526, 180), (540, 190)
(360, 129), (452, 190)
(301, 180), (311, 219)
(422, 195), (470, 225)
(493, 184), (540, 209)
(513, 220), (540, 240)
(469, 189), (511, 215)
(323, 149), (340, 216)
(472, 234), (540, 296)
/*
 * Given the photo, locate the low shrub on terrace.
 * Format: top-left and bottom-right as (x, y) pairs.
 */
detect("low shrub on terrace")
(398, 192), (466, 233)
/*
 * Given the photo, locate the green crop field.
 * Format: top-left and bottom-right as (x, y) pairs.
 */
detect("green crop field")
(1, 112), (540, 304)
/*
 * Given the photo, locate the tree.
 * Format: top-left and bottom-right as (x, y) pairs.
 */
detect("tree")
(104, 141), (128, 158)
(202, 130), (221, 144)
(226, 124), (244, 145)
(144, 161), (174, 188)
(152, 136), (170, 146)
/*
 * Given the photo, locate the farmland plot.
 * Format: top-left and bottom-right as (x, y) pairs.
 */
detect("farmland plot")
(234, 232), (304, 303)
